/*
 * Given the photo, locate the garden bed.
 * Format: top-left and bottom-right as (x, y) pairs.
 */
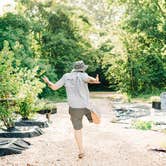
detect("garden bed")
(15, 119), (49, 128)
(0, 138), (30, 156)
(0, 126), (43, 138)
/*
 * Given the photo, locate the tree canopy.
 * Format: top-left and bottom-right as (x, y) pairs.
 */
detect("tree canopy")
(0, 0), (165, 98)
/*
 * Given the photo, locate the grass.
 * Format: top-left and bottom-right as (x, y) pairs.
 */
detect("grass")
(44, 93), (67, 103)
(43, 90), (163, 103)
(129, 91), (162, 103)
(45, 96), (67, 103)
(90, 90), (162, 102)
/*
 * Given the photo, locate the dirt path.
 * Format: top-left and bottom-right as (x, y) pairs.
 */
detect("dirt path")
(0, 99), (166, 166)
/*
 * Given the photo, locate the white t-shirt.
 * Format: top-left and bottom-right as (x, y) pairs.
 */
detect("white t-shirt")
(55, 72), (91, 108)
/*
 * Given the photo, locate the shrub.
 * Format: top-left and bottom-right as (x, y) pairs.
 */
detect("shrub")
(17, 67), (45, 120)
(132, 120), (153, 130)
(35, 99), (57, 113)
(0, 40), (45, 124)
(0, 41), (20, 129)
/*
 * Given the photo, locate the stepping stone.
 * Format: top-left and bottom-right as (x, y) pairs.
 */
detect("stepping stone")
(0, 126), (44, 138)
(0, 138), (30, 156)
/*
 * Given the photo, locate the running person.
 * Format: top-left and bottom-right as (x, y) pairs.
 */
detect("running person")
(43, 60), (100, 159)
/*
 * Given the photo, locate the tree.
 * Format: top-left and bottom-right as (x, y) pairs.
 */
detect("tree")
(0, 13), (30, 53)
(41, 5), (98, 78)
(15, 0), (99, 77)
(104, 0), (166, 96)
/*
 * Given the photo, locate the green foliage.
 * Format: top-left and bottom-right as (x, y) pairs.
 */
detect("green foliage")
(35, 99), (57, 112)
(0, 12), (43, 75)
(1, 0), (165, 102)
(0, 41), (20, 128)
(0, 10), (54, 98)
(0, 41), (45, 127)
(132, 120), (153, 130)
(0, 102), (16, 129)
(98, 40), (117, 90)
(0, 42), (17, 98)
(42, 5), (98, 77)
(130, 90), (162, 102)
(121, 1), (166, 96)
(103, 0), (166, 96)
(0, 13), (30, 53)
(17, 67), (45, 119)
(15, 1), (101, 97)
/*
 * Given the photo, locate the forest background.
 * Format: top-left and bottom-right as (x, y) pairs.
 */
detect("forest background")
(0, 0), (166, 101)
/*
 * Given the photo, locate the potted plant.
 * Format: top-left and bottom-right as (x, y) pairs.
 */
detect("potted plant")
(151, 96), (161, 109)
(0, 41), (20, 130)
(18, 95), (36, 120)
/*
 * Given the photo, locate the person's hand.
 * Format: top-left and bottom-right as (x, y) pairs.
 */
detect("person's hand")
(95, 74), (101, 84)
(42, 76), (57, 90)
(42, 76), (50, 84)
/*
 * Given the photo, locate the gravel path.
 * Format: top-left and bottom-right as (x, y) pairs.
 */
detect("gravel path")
(0, 99), (166, 166)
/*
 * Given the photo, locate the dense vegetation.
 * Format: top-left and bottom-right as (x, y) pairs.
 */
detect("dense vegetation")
(0, 0), (165, 100)
(104, 0), (166, 96)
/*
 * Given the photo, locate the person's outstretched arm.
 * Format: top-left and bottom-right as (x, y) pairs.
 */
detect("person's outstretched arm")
(86, 74), (101, 84)
(42, 77), (60, 90)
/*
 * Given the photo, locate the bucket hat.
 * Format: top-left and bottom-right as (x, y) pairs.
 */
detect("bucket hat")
(72, 60), (88, 72)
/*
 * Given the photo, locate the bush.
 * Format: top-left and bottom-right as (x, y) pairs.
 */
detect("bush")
(132, 120), (153, 130)
(30, 99), (57, 116)
(17, 67), (45, 120)
(0, 41), (45, 127)
(0, 41), (20, 129)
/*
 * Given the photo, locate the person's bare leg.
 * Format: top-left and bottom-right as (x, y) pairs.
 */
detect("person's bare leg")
(74, 129), (84, 155)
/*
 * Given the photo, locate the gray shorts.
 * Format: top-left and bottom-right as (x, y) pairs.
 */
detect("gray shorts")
(69, 107), (93, 130)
